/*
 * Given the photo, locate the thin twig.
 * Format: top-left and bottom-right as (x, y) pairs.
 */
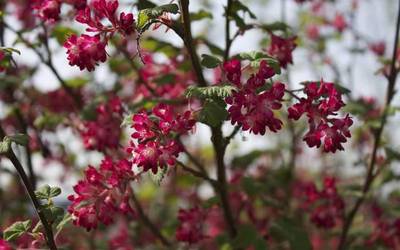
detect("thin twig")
(337, 1), (400, 249)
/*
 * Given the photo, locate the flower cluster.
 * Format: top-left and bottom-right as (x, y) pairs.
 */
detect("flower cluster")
(127, 104), (196, 174)
(79, 97), (123, 151)
(134, 55), (196, 100)
(68, 157), (135, 231)
(176, 207), (206, 244)
(224, 59), (285, 135)
(366, 205), (400, 249)
(35, 0), (61, 22)
(267, 34), (297, 68)
(299, 177), (345, 229)
(288, 80), (353, 153)
(64, 0), (135, 71)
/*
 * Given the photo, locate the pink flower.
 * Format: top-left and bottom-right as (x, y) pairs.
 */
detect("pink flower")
(79, 97), (123, 151)
(306, 25), (320, 40)
(268, 34), (297, 68)
(369, 41), (386, 56)
(68, 157), (135, 231)
(128, 104), (195, 174)
(288, 80), (353, 153)
(0, 239), (12, 250)
(176, 207), (206, 244)
(223, 59), (242, 86)
(36, 0), (61, 22)
(224, 60), (284, 135)
(64, 34), (107, 71)
(331, 13), (347, 33)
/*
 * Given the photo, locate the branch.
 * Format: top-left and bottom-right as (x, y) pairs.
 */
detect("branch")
(0, 127), (58, 250)
(130, 190), (172, 247)
(224, 0), (233, 61)
(338, 1), (400, 249)
(178, 0), (207, 87)
(176, 161), (218, 186)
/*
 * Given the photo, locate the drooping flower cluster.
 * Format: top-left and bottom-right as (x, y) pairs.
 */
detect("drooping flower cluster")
(299, 176), (345, 229)
(176, 207), (206, 244)
(267, 34), (297, 68)
(224, 59), (286, 135)
(79, 96), (123, 151)
(288, 80), (353, 153)
(134, 54), (196, 100)
(35, 0), (61, 22)
(68, 157), (135, 231)
(64, 0), (135, 71)
(127, 104), (196, 174)
(366, 204), (400, 249)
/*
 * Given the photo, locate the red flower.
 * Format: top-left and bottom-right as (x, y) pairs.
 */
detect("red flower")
(268, 34), (297, 68)
(68, 157), (135, 231)
(288, 80), (353, 153)
(64, 34), (107, 71)
(223, 59), (242, 86)
(331, 13), (347, 33)
(0, 239), (12, 250)
(369, 41), (386, 56)
(128, 104), (195, 174)
(224, 59), (284, 135)
(176, 207), (206, 244)
(36, 0), (61, 22)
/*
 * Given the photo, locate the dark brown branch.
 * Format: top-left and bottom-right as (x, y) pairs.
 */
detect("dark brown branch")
(0, 127), (57, 250)
(337, 1), (400, 249)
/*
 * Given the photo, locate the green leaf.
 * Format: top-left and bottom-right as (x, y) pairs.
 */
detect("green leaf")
(121, 114), (133, 128)
(35, 185), (62, 200)
(0, 47), (21, 55)
(190, 10), (213, 21)
(236, 51), (281, 74)
(42, 205), (64, 223)
(149, 167), (168, 185)
(9, 133), (29, 146)
(34, 112), (64, 129)
(3, 220), (31, 241)
(185, 85), (237, 100)
(261, 21), (290, 32)
(137, 0), (157, 10)
(56, 213), (72, 235)
(270, 217), (312, 250)
(201, 39), (225, 57)
(201, 54), (222, 68)
(0, 137), (11, 153)
(229, 1), (256, 29)
(153, 74), (176, 85)
(141, 37), (180, 57)
(65, 76), (89, 88)
(198, 99), (229, 127)
(137, 4), (179, 30)
(51, 26), (77, 44)
(232, 150), (264, 168)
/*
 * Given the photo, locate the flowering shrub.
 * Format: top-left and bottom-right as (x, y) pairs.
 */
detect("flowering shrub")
(0, 0), (400, 249)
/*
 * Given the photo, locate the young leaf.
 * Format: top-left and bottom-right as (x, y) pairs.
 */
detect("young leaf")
(35, 185), (62, 200)
(201, 54), (222, 68)
(191, 10), (213, 21)
(198, 99), (229, 127)
(149, 166), (168, 185)
(3, 220), (31, 241)
(8, 133), (29, 146)
(0, 137), (11, 153)
(137, 4), (179, 30)
(185, 85), (237, 100)
(51, 26), (77, 44)
(270, 218), (312, 250)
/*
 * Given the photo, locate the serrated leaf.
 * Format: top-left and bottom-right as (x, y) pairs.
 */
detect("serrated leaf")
(3, 220), (31, 241)
(198, 99), (229, 127)
(270, 217), (312, 250)
(56, 213), (72, 235)
(35, 185), (62, 200)
(0, 137), (11, 153)
(10, 133), (29, 146)
(261, 21), (290, 32)
(149, 166), (168, 185)
(51, 26), (77, 44)
(138, 4), (179, 30)
(190, 10), (213, 21)
(185, 85), (237, 100)
(137, 0), (157, 10)
(0, 47), (21, 55)
(121, 114), (133, 128)
(201, 54), (221, 68)
(65, 76), (89, 88)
